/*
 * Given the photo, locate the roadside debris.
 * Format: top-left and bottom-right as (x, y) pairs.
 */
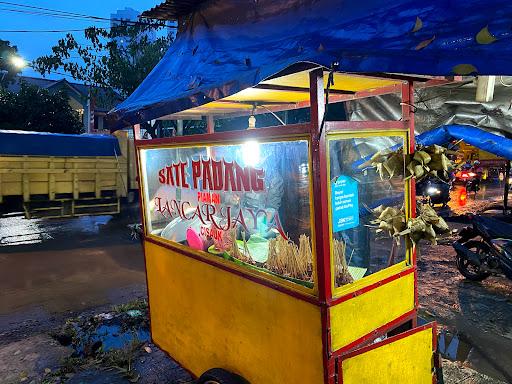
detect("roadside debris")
(0, 299), (192, 384)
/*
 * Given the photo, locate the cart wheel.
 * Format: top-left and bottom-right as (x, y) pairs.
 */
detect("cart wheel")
(197, 368), (249, 384)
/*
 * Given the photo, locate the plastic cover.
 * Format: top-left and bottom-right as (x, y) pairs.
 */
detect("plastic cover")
(0, 130), (121, 157)
(110, 0), (512, 126)
(417, 125), (512, 160)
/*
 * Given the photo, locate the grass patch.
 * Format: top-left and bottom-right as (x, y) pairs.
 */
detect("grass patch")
(112, 299), (148, 314)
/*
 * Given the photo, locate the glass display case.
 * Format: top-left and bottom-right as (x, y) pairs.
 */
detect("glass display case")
(139, 138), (315, 288)
(327, 132), (411, 294)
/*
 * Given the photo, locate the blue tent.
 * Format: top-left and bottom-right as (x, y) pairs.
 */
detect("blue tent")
(417, 125), (512, 160)
(110, 0), (512, 126)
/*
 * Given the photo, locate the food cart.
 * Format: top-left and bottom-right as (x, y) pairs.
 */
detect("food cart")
(125, 69), (455, 383)
(107, 0), (508, 382)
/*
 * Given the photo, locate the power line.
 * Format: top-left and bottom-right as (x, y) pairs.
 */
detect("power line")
(0, 7), (109, 23)
(0, 1), (167, 27)
(0, 29), (93, 33)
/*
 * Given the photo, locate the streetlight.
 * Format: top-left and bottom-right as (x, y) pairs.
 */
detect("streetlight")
(9, 55), (27, 69)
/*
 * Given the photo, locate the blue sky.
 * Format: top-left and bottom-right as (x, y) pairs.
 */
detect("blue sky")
(1, 0), (160, 79)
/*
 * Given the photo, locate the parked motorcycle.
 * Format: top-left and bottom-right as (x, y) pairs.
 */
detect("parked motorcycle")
(416, 177), (451, 207)
(465, 176), (480, 194)
(453, 215), (512, 281)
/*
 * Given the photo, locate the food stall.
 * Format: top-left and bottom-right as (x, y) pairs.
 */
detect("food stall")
(127, 71), (450, 383)
(108, 1), (512, 382)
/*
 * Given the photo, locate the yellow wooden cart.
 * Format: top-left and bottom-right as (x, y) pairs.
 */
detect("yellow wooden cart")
(129, 67), (459, 383)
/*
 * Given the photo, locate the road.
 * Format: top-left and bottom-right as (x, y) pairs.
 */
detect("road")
(418, 182), (512, 383)
(0, 208), (147, 342)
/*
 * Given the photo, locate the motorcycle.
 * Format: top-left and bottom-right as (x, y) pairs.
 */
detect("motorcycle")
(453, 215), (512, 281)
(416, 177), (451, 207)
(465, 176), (480, 194)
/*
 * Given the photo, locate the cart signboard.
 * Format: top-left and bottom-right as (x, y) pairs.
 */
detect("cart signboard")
(331, 175), (359, 232)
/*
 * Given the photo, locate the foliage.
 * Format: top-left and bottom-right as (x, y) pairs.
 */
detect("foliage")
(34, 23), (173, 99)
(0, 39), (21, 85)
(112, 299), (148, 314)
(0, 83), (84, 134)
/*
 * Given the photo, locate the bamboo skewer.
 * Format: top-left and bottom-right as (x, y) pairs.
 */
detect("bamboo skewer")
(333, 239), (354, 286)
(266, 235), (312, 281)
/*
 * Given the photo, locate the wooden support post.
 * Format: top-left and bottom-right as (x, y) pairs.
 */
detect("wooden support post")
(133, 124), (141, 141)
(22, 156), (29, 202)
(402, 81), (416, 219)
(49, 157), (56, 200)
(176, 120), (184, 136)
(402, 81), (419, 309)
(95, 156), (101, 198)
(72, 158), (79, 200)
(504, 161), (510, 214)
(207, 115), (215, 134)
(309, 68), (330, 303)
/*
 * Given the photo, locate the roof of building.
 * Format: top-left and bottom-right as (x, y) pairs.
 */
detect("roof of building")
(7, 76), (123, 111)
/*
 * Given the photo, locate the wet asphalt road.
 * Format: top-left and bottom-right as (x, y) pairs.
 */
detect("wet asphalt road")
(0, 208), (146, 340)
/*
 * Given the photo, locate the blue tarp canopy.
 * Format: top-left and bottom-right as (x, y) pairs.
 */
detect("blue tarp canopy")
(417, 125), (512, 160)
(0, 130), (121, 157)
(111, 0), (512, 126)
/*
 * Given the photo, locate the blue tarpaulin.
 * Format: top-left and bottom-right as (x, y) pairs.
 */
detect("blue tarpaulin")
(111, 0), (512, 126)
(352, 124), (512, 170)
(0, 130), (121, 157)
(417, 125), (512, 160)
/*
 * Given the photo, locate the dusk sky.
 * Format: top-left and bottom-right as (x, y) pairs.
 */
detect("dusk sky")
(1, 0), (160, 79)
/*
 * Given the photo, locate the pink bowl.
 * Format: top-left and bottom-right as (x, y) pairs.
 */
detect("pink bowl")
(186, 228), (204, 250)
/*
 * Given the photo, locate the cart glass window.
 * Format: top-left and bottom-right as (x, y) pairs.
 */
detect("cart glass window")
(328, 134), (408, 291)
(139, 139), (315, 288)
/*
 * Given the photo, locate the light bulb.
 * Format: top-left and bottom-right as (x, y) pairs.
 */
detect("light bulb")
(242, 140), (260, 166)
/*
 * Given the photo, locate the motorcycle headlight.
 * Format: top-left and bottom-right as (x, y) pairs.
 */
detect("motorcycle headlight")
(427, 187), (441, 194)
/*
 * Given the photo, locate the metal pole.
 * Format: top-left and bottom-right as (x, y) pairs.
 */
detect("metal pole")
(176, 120), (184, 136)
(504, 161), (510, 214)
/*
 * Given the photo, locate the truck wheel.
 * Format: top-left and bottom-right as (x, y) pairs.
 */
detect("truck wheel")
(197, 368), (249, 384)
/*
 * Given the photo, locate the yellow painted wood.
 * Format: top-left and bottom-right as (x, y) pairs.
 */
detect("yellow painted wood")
(224, 87), (309, 103)
(72, 159), (79, 199)
(95, 157), (101, 198)
(145, 240), (325, 384)
(167, 71), (403, 117)
(329, 271), (415, 351)
(49, 158), (56, 199)
(0, 149), (129, 205)
(261, 72), (401, 92)
(341, 327), (434, 384)
(22, 158), (29, 202)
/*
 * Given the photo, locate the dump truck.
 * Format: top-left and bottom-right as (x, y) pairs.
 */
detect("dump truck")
(0, 130), (137, 218)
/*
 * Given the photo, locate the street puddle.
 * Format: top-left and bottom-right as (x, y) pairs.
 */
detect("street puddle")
(53, 304), (150, 357)
(438, 329), (473, 362)
(419, 317), (473, 363)
(73, 321), (150, 356)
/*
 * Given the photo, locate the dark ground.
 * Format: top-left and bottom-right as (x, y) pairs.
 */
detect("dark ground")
(418, 183), (512, 383)
(1, 184), (511, 383)
(0, 207), (192, 384)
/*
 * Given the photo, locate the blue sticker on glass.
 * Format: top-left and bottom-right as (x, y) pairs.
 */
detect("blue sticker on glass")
(332, 175), (359, 232)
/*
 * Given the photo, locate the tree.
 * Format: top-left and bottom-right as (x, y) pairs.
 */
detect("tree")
(0, 39), (21, 85)
(33, 24), (173, 99)
(0, 83), (83, 134)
